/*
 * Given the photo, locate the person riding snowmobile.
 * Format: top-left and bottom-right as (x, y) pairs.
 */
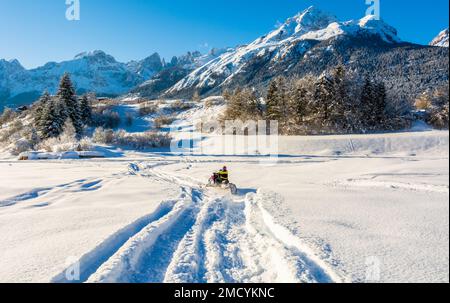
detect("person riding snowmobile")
(213, 166), (229, 184)
(208, 166), (237, 194)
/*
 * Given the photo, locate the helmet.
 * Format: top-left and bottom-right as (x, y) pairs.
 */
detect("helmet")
(223, 166), (228, 171)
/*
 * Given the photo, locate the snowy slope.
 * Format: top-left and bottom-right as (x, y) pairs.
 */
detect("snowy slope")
(166, 6), (402, 95)
(430, 28), (449, 47)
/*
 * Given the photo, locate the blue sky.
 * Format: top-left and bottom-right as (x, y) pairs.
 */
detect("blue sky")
(0, 0), (448, 68)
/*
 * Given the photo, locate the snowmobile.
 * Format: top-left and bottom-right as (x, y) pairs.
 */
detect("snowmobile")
(207, 173), (238, 195)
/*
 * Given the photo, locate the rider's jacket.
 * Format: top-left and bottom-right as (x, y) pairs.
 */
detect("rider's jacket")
(218, 170), (229, 180)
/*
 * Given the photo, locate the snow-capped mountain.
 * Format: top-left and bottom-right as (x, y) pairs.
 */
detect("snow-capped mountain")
(166, 6), (402, 96)
(0, 50), (151, 108)
(0, 47), (228, 108)
(1, 6), (448, 109)
(31, 50), (143, 95)
(126, 52), (164, 79)
(430, 28), (449, 47)
(132, 48), (230, 98)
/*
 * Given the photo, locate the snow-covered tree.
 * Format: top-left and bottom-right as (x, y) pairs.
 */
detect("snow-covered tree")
(38, 99), (63, 139)
(373, 81), (387, 127)
(57, 73), (83, 139)
(266, 77), (288, 127)
(223, 88), (262, 122)
(312, 75), (334, 130)
(33, 91), (51, 130)
(360, 76), (376, 131)
(80, 94), (93, 125)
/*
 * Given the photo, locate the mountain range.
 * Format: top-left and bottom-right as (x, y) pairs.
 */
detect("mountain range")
(0, 48), (226, 109)
(1, 6), (448, 109)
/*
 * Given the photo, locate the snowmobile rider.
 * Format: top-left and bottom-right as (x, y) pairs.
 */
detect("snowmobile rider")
(216, 166), (229, 184)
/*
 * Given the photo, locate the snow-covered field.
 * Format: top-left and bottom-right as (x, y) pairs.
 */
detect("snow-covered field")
(0, 128), (448, 283)
(0, 98), (448, 283)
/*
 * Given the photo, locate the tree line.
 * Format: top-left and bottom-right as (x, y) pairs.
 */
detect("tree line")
(222, 65), (412, 135)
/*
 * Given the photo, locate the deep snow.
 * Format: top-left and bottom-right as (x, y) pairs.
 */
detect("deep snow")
(0, 129), (448, 283)
(0, 98), (448, 283)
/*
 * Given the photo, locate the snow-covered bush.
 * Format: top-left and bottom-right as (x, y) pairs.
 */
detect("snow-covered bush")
(414, 84), (449, 130)
(93, 127), (115, 144)
(10, 138), (33, 155)
(91, 110), (121, 129)
(38, 136), (93, 153)
(113, 130), (171, 150)
(204, 96), (225, 108)
(78, 137), (93, 151)
(0, 120), (24, 143)
(139, 102), (158, 116)
(169, 100), (194, 112)
(0, 108), (17, 127)
(429, 103), (449, 130)
(92, 128), (171, 149)
(154, 115), (175, 129)
(37, 121), (93, 152)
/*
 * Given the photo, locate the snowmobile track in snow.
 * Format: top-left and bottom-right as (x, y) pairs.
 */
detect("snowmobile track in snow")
(53, 162), (344, 283)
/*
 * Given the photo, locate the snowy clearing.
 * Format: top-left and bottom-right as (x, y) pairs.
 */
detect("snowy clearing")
(0, 128), (448, 283)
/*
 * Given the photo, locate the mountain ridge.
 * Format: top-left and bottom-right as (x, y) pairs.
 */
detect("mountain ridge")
(1, 6), (448, 109)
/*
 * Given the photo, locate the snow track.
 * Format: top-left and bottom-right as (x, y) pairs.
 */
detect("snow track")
(54, 162), (343, 283)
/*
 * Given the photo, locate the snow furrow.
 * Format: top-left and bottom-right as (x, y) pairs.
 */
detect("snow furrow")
(337, 178), (449, 194)
(51, 199), (177, 283)
(86, 187), (196, 283)
(252, 190), (345, 283)
(164, 197), (223, 283)
(75, 163), (343, 283)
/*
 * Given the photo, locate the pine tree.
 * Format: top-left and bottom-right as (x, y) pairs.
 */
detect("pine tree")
(33, 91), (51, 130)
(373, 81), (387, 127)
(329, 65), (349, 132)
(80, 94), (92, 125)
(242, 88), (263, 119)
(39, 99), (63, 139)
(266, 78), (279, 121)
(360, 76), (376, 131)
(265, 77), (286, 127)
(312, 75), (334, 131)
(223, 88), (244, 120)
(57, 73), (83, 139)
(290, 83), (309, 123)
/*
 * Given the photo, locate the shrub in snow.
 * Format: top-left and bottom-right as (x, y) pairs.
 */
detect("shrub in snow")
(0, 108), (17, 127)
(169, 100), (194, 112)
(93, 127), (115, 144)
(11, 138), (33, 155)
(429, 103), (449, 130)
(0, 120), (24, 143)
(92, 128), (171, 149)
(78, 137), (93, 151)
(205, 97), (225, 109)
(91, 110), (121, 129)
(153, 115), (175, 129)
(37, 121), (93, 153)
(113, 130), (172, 150)
(139, 102), (158, 116)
